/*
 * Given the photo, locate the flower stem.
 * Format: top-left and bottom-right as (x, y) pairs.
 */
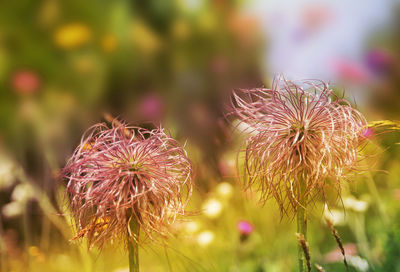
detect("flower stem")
(297, 177), (308, 272)
(128, 218), (140, 272)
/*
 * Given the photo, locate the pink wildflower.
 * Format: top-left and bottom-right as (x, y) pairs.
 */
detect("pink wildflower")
(332, 59), (369, 83)
(138, 93), (164, 121)
(365, 49), (392, 75)
(231, 77), (367, 214)
(362, 127), (373, 139)
(12, 70), (40, 94)
(325, 243), (357, 263)
(237, 220), (253, 235)
(62, 120), (193, 248)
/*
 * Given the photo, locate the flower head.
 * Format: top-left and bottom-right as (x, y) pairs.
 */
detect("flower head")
(54, 23), (91, 49)
(12, 70), (41, 94)
(62, 121), (193, 248)
(237, 220), (253, 235)
(231, 77), (367, 214)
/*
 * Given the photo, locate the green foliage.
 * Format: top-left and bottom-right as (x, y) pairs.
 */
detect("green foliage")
(378, 212), (400, 272)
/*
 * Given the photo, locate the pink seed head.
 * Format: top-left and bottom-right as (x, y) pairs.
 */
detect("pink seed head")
(230, 77), (367, 215)
(62, 121), (193, 248)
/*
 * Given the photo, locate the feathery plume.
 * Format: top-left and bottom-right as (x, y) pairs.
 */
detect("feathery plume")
(62, 121), (193, 248)
(230, 77), (367, 214)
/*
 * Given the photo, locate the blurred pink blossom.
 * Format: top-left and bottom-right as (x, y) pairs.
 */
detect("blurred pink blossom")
(237, 220), (253, 235)
(301, 4), (334, 31)
(325, 243), (357, 263)
(362, 127), (374, 139)
(12, 70), (40, 94)
(365, 49), (392, 75)
(138, 93), (164, 121)
(332, 59), (369, 83)
(218, 158), (235, 177)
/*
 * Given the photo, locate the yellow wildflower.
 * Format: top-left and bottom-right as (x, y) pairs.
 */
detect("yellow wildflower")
(131, 21), (161, 53)
(54, 23), (91, 49)
(101, 34), (117, 53)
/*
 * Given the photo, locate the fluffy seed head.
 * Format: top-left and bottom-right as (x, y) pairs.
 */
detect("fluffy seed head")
(62, 121), (193, 248)
(231, 77), (368, 214)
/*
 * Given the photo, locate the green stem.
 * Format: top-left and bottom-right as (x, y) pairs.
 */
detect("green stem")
(128, 218), (140, 272)
(0, 213), (7, 272)
(23, 201), (31, 269)
(297, 177), (308, 272)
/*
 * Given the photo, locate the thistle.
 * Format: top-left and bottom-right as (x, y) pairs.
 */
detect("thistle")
(231, 77), (367, 271)
(62, 120), (193, 271)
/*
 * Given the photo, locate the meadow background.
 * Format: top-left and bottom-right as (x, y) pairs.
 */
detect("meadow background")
(0, 0), (400, 271)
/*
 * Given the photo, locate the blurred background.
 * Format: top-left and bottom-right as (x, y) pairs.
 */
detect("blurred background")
(0, 0), (400, 271)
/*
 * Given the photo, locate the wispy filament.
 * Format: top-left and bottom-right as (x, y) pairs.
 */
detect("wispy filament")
(63, 121), (193, 248)
(231, 77), (367, 214)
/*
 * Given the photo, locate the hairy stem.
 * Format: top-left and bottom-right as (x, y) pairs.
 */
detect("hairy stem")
(297, 177), (308, 272)
(128, 218), (140, 272)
